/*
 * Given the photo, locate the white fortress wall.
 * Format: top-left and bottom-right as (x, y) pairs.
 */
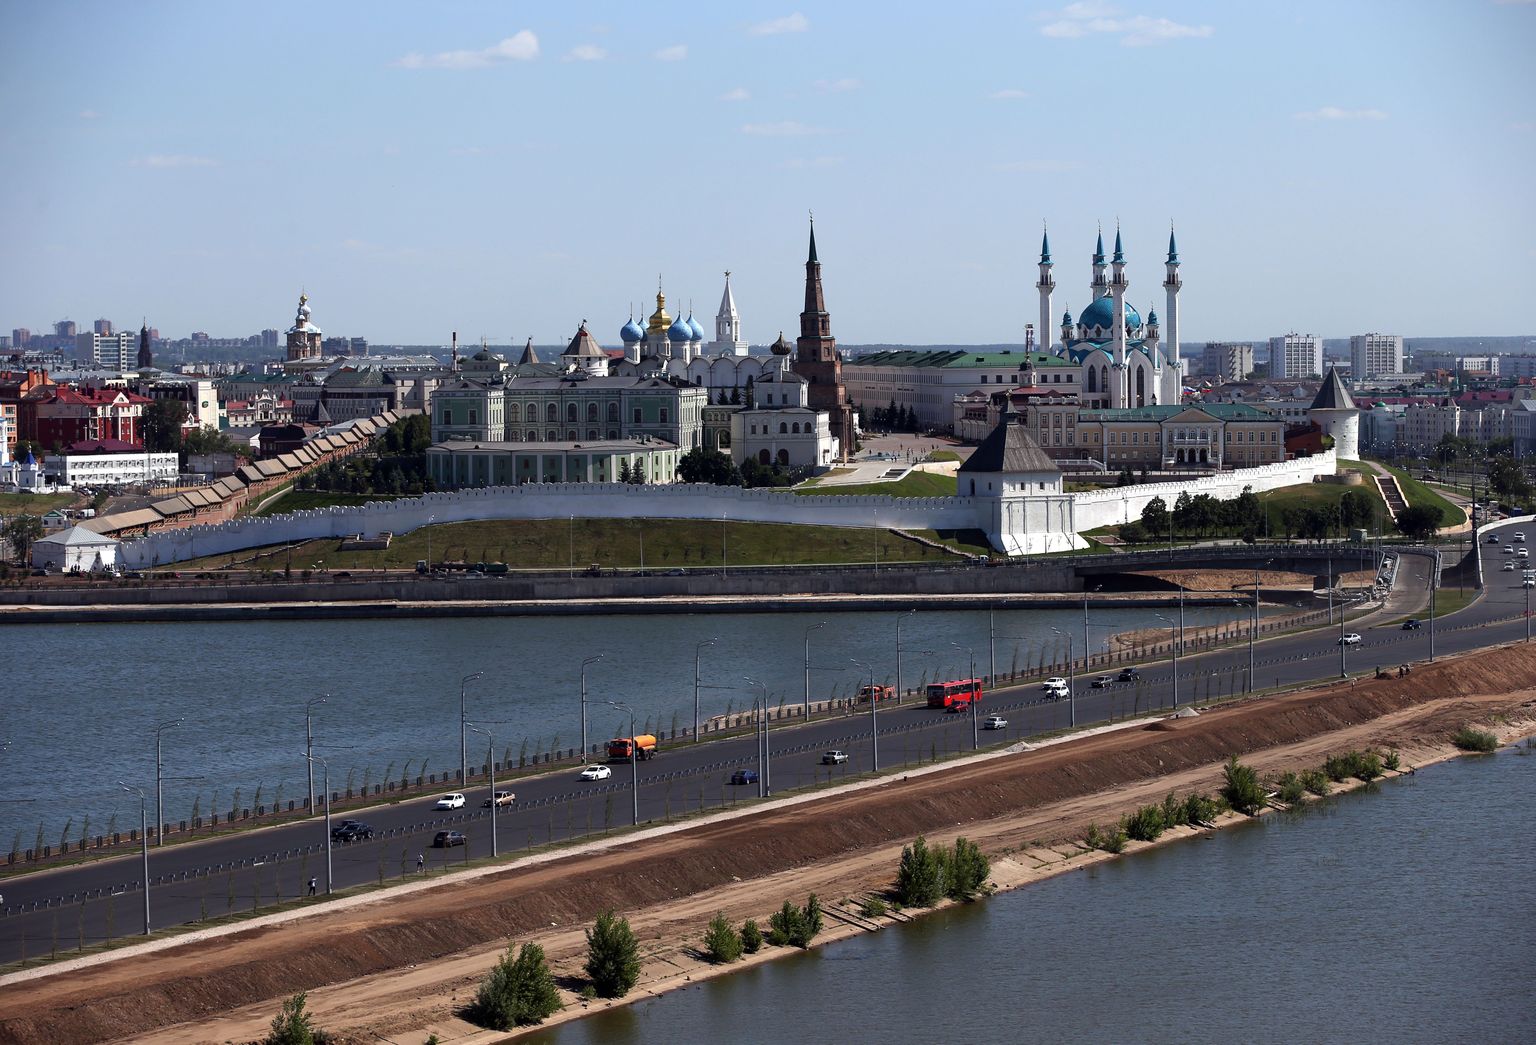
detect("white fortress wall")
(1070, 451), (1337, 531)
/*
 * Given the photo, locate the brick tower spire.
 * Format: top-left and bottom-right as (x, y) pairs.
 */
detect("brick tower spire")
(792, 216), (854, 458)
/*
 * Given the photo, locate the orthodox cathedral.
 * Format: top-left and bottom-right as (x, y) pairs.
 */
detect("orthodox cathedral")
(609, 275), (786, 391)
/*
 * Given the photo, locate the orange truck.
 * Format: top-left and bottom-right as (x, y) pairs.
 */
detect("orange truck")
(859, 685), (896, 704)
(607, 734), (659, 761)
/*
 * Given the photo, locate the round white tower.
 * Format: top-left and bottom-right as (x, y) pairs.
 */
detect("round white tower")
(1308, 367), (1359, 462)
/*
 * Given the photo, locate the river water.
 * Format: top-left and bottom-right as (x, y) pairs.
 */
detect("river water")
(534, 745), (1535, 1045)
(1, 604), (1249, 845)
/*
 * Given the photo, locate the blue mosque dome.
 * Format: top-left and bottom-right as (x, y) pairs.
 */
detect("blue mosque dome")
(667, 314), (692, 343)
(687, 312), (706, 341)
(620, 316), (644, 343)
(1077, 292), (1141, 335)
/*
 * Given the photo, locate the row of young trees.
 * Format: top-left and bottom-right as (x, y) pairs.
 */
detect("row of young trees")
(1119, 484), (1437, 543)
(675, 447), (800, 489)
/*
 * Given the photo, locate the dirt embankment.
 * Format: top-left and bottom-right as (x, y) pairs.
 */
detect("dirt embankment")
(3, 646), (1535, 1045)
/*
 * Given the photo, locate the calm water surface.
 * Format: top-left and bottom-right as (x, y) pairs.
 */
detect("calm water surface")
(1, 605), (1249, 842)
(534, 747), (1536, 1045)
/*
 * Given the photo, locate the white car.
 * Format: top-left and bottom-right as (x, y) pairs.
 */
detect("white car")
(1520, 549), (1531, 560)
(1339, 633), (1362, 646)
(434, 792), (466, 810)
(982, 715), (1008, 730)
(1504, 545), (1515, 555)
(1516, 532), (1527, 542)
(821, 750), (850, 765)
(579, 764), (613, 781)
(1041, 677), (1069, 690)
(1503, 562), (1517, 571)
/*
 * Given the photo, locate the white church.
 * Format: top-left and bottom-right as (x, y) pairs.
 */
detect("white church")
(609, 274), (786, 392)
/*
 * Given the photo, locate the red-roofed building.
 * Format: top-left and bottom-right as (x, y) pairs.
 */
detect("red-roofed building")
(24, 385), (149, 451)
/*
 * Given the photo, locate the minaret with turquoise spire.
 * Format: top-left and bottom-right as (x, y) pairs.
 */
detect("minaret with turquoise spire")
(1108, 224), (1129, 408)
(1089, 225), (1108, 304)
(1035, 224), (1054, 356)
(1160, 224), (1183, 404)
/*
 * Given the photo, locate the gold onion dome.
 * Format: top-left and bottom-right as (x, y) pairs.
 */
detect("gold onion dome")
(646, 288), (671, 336)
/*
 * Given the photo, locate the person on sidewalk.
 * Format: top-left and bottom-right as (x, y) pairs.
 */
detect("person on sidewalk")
(308, 877), (317, 896)
(417, 852), (425, 873)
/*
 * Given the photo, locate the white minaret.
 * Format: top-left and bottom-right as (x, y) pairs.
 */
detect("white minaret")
(1108, 226), (1129, 408)
(707, 271), (749, 356)
(1035, 226), (1055, 357)
(1161, 225), (1183, 404)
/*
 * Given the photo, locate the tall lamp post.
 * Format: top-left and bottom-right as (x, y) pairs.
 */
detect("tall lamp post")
(1249, 559), (1273, 694)
(896, 609), (916, 703)
(693, 641), (715, 741)
(304, 694), (327, 813)
(743, 677), (770, 797)
(298, 752), (333, 895)
(606, 700), (639, 825)
(950, 643), (979, 750)
(459, 671), (482, 787)
(468, 724), (498, 857)
(851, 658), (880, 772)
(1155, 613), (1179, 709)
(803, 622), (826, 719)
(1049, 627), (1076, 729)
(117, 782), (151, 934)
(153, 717), (182, 847)
(580, 655), (604, 761)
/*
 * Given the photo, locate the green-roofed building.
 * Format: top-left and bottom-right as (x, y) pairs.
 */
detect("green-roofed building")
(1076, 403), (1286, 470)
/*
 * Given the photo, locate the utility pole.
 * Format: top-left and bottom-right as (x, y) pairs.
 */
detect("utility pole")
(304, 694), (326, 813)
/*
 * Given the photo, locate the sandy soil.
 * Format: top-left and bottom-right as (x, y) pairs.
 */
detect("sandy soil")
(3, 644), (1534, 1045)
(1134, 567), (1377, 592)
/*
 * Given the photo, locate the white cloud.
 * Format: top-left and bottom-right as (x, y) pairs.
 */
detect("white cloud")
(131, 154), (218, 168)
(564, 44), (607, 62)
(720, 87), (751, 102)
(78, 109), (101, 120)
(815, 77), (862, 93)
(1294, 106), (1388, 121)
(988, 88), (1030, 100)
(1039, 4), (1213, 46)
(1508, 119), (1535, 131)
(653, 44), (688, 61)
(396, 31), (539, 70)
(741, 121), (829, 136)
(751, 13), (809, 35)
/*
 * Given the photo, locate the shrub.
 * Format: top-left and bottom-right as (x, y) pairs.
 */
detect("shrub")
(1383, 749), (1402, 772)
(1181, 792), (1221, 825)
(1085, 823), (1105, 849)
(1161, 791), (1189, 828)
(265, 992), (319, 1045)
(1323, 751), (1358, 782)
(895, 836), (946, 907)
(946, 838), (990, 900)
(1354, 750), (1384, 781)
(1300, 769), (1331, 796)
(740, 918), (763, 953)
(1451, 727), (1498, 753)
(584, 911), (641, 999)
(767, 897), (821, 948)
(803, 894), (823, 940)
(1221, 756), (1267, 816)
(703, 912), (743, 964)
(1276, 772), (1306, 806)
(1099, 827), (1128, 853)
(860, 895), (888, 919)
(1123, 804), (1166, 842)
(469, 942), (562, 1029)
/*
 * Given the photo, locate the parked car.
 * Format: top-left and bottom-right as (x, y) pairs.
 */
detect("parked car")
(482, 790), (515, 808)
(821, 750), (850, 765)
(1117, 667), (1142, 682)
(1401, 619), (1421, 630)
(1091, 675), (1113, 689)
(432, 830), (466, 848)
(1339, 633), (1362, 645)
(982, 715), (1008, 730)
(579, 764), (613, 781)
(1041, 677), (1069, 690)
(434, 792), (466, 810)
(330, 819), (374, 842)
(729, 769), (759, 785)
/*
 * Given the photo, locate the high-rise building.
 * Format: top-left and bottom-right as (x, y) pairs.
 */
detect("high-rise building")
(261, 328), (280, 349)
(1349, 333), (1403, 379)
(11, 328), (31, 347)
(1202, 342), (1254, 381)
(54, 319), (77, 339)
(1269, 333), (1323, 379)
(93, 318), (113, 335)
(77, 331), (136, 371)
(790, 220), (854, 460)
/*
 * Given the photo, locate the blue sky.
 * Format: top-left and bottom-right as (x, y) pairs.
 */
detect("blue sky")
(2, 1), (1533, 347)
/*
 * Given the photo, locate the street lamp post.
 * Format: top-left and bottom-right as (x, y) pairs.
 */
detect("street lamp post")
(117, 782), (151, 934)
(606, 701), (639, 825)
(459, 671), (483, 787)
(1155, 613), (1179, 709)
(896, 609), (916, 703)
(744, 677), (770, 797)
(950, 644), (979, 750)
(304, 694), (327, 813)
(299, 752), (333, 894)
(851, 659), (880, 772)
(694, 641), (715, 741)
(803, 622), (826, 719)
(1429, 563), (1437, 663)
(469, 725), (497, 857)
(153, 717), (182, 847)
(580, 655), (604, 760)
(1050, 627), (1075, 729)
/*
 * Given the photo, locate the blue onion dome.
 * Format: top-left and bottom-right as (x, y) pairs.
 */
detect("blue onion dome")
(687, 311), (706, 341)
(1077, 292), (1141, 333)
(1147, 309), (1158, 324)
(668, 313), (692, 343)
(1061, 310), (1073, 325)
(620, 316), (644, 343)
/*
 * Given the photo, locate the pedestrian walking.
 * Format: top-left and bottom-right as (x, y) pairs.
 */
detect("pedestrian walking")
(308, 876), (317, 896)
(417, 852), (425, 873)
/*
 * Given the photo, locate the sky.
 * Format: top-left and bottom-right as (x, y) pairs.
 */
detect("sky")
(2, 1), (1534, 348)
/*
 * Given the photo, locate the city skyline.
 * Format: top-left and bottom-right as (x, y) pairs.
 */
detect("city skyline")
(2, 1), (1534, 346)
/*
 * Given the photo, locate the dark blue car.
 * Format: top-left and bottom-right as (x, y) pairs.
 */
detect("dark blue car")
(730, 769), (759, 785)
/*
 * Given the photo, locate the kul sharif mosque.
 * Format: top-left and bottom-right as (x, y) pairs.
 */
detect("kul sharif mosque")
(1038, 224), (1186, 411)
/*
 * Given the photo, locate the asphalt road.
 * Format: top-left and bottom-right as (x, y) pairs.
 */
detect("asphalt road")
(2, 520), (1531, 965)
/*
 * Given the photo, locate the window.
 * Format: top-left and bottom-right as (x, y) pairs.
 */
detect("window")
(567, 404), (578, 423)
(567, 429), (577, 440)
(608, 403), (619, 422)
(507, 404), (520, 423)
(547, 429), (556, 440)
(587, 429), (597, 440)
(546, 404), (558, 423)
(792, 422), (801, 434)
(659, 408), (669, 424)
(468, 410), (477, 425)
(441, 409), (450, 424)
(633, 408), (643, 424)
(587, 403), (598, 422)
(527, 430), (537, 441)
(980, 375), (987, 384)
(780, 422), (788, 434)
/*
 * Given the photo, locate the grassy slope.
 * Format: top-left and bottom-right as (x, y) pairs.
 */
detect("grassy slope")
(0, 492), (76, 517)
(253, 490), (408, 516)
(794, 471), (957, 498)
(1373, 461), (1464, 525)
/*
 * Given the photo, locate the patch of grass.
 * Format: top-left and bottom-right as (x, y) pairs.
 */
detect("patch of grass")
(927, 449), (960, 463)
(909, 528), (994, 556)
(1450, 726), (1498, 753)
(1276, 772), (1306, 806)
(1257, 480), (1391, 537)
(0, 492), (75, 517)
(254, 490), (408, 516)
(795, 471), (957, 498)
(1425, 588), (1480, 618)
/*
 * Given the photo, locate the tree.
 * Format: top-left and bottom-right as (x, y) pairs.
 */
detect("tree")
(1171, 490), (1194, 535)
(1489, 458), (1531, 500)
(743, 376), (756, 409)
(1338, 489), (1374, 529)
(895, 835), (945, 907)
(1140, 495), (1169, 537)
(2, 514), (44, 565)
(766, 895), (822, 948)
(264, 992), (318, 1045)
(181, 427), (244, 458)
(469, 941), (562, 1029)
(1395, 503), (1443, 540)
(741, 918), (763, 953)
(617, 459), (633, 484)
(945, 838), (991, 900)
(143, 398), (188, 453)
(1220, 756), (1267, 816)
(703, 912), (743, 964)
(584, 910), (641, 998)
(677, 448), (743, 486)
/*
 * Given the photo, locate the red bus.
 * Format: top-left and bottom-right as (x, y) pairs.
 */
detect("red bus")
(926, 678), (983, 710)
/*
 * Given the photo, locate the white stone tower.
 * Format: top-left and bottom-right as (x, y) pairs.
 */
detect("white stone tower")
(707, 272), (749, 356)
(1108, 226), (1129, 408)
(1160, 225), (1183, 404)
(1035, 227), (1054, 358)
(1309, 367), (1359, 462)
